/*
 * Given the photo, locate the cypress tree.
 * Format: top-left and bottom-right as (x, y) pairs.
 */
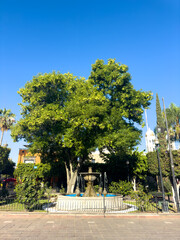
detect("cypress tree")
(156, 93), (167, 151)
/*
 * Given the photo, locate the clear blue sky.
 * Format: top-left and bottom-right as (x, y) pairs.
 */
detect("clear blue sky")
(0, 0), (180, 164)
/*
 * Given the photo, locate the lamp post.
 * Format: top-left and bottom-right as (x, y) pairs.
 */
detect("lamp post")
(155, 139), (168, 212)
(126, 160), (129, 182)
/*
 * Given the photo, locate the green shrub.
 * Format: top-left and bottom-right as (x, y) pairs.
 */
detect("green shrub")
(15, 176), (45, 211)
(93, 185), (100, 193)
(109, 180), (133, 196)
(59, 184), (65, 194)
(0, 188), (9, 198)
(130, 185), (153, 211)
(14, 164), (48, 211)
(163, 178), (172, 193)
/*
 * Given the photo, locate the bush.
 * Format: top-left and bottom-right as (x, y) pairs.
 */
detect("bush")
(0, 188), (9, 198)
(93, 185), (100, 193)
(130, 185), (153, 211)
(15, 176), (45, 211)
(14, 164), (48, 211)
(163, 178), (172, 193)
(59, 185), (65, 194)
(109, 180), (133, 196)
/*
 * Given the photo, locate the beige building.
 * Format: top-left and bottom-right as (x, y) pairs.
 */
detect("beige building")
(90, 150), (106, 163)
(17, 149), (41, 164)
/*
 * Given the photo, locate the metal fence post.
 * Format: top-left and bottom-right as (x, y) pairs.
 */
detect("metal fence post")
(47, 194), (49, 213)
(155, 195), (158, 214)
(103, 195), (106, 217)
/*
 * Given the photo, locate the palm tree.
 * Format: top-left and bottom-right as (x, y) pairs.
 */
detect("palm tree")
(166, 103), (180, 149)
(0, 108), (15, 146)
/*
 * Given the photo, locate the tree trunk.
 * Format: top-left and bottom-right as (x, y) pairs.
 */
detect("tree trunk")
(156, 175), (160, 192)
(171, 182), (180, 208)
(65, 162), (78, 194)
(175, 182), (180, 201)
(132, 177), (136, 191)
(172, 185), (176, 208)
(0, 130), (4, 146)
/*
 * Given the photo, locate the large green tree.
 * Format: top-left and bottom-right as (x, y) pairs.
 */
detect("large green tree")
(0, 146), (15, 177)
(12, 60), (152, 193)
(0, 146), (10, 174)
(89, 59), (152, 154)
(12, 72), (108, 193)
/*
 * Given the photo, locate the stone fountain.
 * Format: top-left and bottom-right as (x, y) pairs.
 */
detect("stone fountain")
(55, 167), (125, 213)
(80, 167), (100, 197)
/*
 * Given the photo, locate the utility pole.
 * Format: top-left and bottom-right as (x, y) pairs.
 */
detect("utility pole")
(162, 98), (179, 212)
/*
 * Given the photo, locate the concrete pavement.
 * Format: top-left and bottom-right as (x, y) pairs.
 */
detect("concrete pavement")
(0, 213), (180, 239)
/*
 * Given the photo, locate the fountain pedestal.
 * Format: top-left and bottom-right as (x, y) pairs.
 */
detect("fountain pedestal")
(81, 167), (98, 197)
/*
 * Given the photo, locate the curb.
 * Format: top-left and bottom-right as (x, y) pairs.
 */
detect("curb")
(1, 211), (180, 218)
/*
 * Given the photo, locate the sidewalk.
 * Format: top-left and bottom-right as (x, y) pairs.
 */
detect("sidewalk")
(0, 212), (180, 240)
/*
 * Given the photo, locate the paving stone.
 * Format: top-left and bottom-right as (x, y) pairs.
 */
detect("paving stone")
(0, 214), (180, 239)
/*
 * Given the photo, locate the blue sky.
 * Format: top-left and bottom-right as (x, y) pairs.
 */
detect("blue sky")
(0, 0), (180, 164)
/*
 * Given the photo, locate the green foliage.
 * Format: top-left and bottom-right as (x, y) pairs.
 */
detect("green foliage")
(146, 149), (180, 178)
(15, 175), (44, 211)
(166, 103), (180, 142)
(130, 185), (153, 211)
(2, 159), (15, 176)
(45, 186), (53, 197)
(93, 185), (100, 193)
(0, 146), (15, 176)
(0, 108), (15, 146)
(163, 178), (172, 193)
(146, 151), (170, 177)
(89, 59), (152, 153)
(59, 185), (65, 194)
(156, 94), (167, 151)
(109, 180), (133, 196)
(97, 150), (147, 183)
(0, 188), (9, 198)
(14, 163), (51, 211)
(11, 60), (152, 191)
(0, 146), (10, 171)
(11, 72), (107, 168)
(14, 163), (51, 180)
(131, 150), (148, 180)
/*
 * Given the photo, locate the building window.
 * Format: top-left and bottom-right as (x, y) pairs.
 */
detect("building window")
(24, 156), (36, 164)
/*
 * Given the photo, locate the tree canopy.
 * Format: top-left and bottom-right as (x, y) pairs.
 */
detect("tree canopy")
(89, 59), (152, 153)
(0, 146), (15, 177)
(166, 103), (180, 144)
(12, 59), (152, 192)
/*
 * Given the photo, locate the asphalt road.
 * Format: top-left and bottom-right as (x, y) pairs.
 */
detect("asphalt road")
(0, 213), (180, 240)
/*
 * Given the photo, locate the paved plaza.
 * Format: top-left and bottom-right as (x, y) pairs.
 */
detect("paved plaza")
(0, 213), (180, 240)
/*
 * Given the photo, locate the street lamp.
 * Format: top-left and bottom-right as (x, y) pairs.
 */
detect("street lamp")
(126, 160), (129, 182)
(155, 138), (168, 212)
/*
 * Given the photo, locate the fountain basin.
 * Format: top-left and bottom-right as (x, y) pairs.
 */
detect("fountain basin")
(56, 195), (124, 212)
(66, 193), (116, 197)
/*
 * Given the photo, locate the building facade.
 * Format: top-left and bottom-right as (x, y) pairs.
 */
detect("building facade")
(17, 149), (41, 164)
